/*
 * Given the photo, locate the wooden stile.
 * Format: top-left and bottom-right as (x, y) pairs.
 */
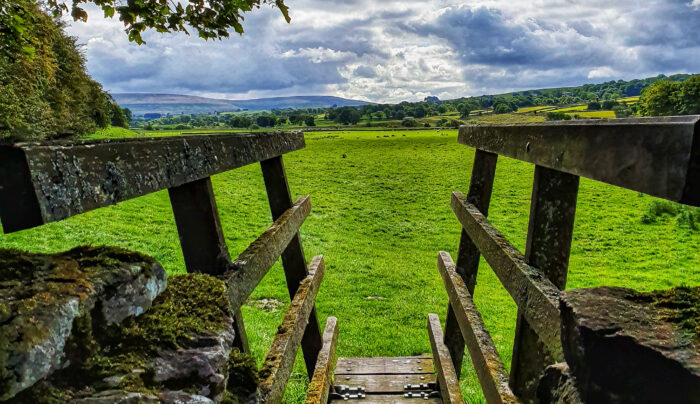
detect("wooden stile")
(444, 149), (498, 376)
(261, 156), (323, 379)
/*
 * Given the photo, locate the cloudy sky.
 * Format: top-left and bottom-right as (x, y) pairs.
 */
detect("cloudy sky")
(65, 0), (700, 103)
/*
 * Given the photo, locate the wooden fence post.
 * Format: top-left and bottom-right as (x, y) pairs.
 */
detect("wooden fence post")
(444, 149), (498, 376)
(509, 166), (579, 401)
(169, 176), (250, 353)
(261, 155), (323, 379)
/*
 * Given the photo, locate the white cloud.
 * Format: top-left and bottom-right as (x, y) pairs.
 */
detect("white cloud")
(64, 0), (700, 103)
(588, 67), (619, 79)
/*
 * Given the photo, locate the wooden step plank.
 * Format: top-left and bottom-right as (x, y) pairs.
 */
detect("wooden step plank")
(335, 374), (437, 393)
(336, 357), (434, 375)
(330, 394), (441, 403)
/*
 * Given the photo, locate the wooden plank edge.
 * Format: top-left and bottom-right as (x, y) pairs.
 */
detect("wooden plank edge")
(457, 116), (700, 205)
(427, 313), (465, 404)
(0, 131), (307, 232)
(306, 317), (339, 404)
(451, 191), (563, 358)
(259, 255), (326, 404)
(437, 251), (521, 404)
(224, 195), (312, 309)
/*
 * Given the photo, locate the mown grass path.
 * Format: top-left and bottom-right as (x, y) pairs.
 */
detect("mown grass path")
(1, 130), (698, 402)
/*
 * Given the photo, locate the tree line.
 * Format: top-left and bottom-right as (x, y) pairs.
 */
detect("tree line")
(0, 0), (133, 142)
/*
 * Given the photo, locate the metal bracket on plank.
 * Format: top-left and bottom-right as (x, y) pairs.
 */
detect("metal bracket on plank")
(403, 382), (440, 400)
(330, 385), (366, 400)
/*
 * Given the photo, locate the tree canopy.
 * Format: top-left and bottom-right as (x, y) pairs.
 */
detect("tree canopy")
(1, 0), (113, 141)
(44, 0), (290, 44)
(639, 75), (700, 116)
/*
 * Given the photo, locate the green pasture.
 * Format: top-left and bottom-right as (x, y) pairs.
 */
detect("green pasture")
(2, 129), (697, 402)
(618, 96), (640, 103)
(567, 110), (616, 119)
(516, 106), (556, 113)
(550, 105), (588, 112)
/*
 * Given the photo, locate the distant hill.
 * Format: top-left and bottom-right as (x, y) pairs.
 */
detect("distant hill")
(113, 93), (371, 116)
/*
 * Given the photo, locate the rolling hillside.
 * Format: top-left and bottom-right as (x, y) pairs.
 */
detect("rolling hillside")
(113, 93), (371, 116)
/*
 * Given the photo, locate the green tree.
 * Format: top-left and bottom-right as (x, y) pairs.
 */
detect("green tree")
(612, 105), (633, 118)
(493, 103), (511, 114)
(1, 0), (111, 141)
(546, 111), (571, 121)
(457, 103), (471, 118)
(304, 115), (315, 126)
(401, 117), (419, 127)
(109, 102), (128, 128)
(602, 100), (619, 110)
(639, 80), (682, 116)
(679, 75), (700, 115)
(333, 107), (361, 125)
(587, 101), (602, 110)
(122, 107), (133, 122)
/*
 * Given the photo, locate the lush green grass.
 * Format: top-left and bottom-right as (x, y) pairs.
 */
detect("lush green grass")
(84, 125), (143, 139)
(1, 130), (698, 402)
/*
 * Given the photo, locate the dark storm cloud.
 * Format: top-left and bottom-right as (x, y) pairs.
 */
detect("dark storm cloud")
(619, 0), (700, 48)
(400, 6), (612, 69)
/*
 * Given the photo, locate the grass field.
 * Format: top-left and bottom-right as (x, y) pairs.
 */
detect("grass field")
(618, 96), (640, 103)
(566, 110), (616, 119)
(2, 129), (698, 402)
(469, 113), (545, 124)
(516, 106), (556, 113)
(550, 105), (588, 112)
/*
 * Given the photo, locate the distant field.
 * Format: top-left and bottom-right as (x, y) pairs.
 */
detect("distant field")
(567, 110), (616, 119)
(516, 106), (556, 113)
(469, 113), (545, 124)
(618, 96), (640, 103)
(551, 105), (588, 112)
(4, 128), (697, 403)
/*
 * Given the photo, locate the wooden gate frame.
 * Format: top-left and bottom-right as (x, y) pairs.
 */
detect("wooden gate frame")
(0, 132), (339, 403)
(438, 116), (699, 403)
